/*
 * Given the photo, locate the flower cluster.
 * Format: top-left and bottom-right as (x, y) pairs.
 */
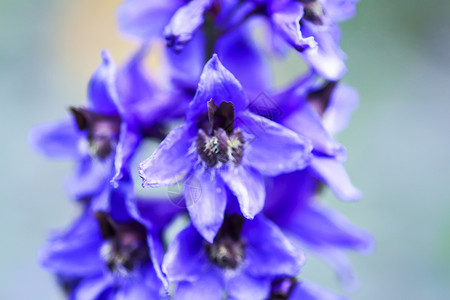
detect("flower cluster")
(30, 0), (373, 299)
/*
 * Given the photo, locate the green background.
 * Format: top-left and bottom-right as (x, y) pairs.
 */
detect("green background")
(0, 0), (449, 299)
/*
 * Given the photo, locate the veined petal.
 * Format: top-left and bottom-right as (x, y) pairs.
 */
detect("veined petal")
(310, 156), (361, 201)
(162, 225), (209, 282)
(282, 101), (345, 157)
(87, 50), (119, 115)
(239, 112), (312, 176)
(226, 271), (271, 300)
(117, 0), (183, 41)
(271, 1), (317, 51)
(186, 170), (227, 243)
(28, 117), (84, 160)
(139, 123), (196, 188)
(187, 54), (248, 121)
(164, 0), (214, 51)
(220, 165), (265, 219)
(243, 216), (305, 278)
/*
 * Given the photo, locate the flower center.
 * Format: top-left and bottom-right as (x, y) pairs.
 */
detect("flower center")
(95, 212), (150, 274)
(196, 100), (244, 168)
(205, 214), (246, 270)
(300, 0), (325, 25)
(70, 107), (121, 159)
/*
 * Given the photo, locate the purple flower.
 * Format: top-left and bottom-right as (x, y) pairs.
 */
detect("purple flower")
(162, 214), (304, 300)
(29, 50), (120, 200)
(264, 171), (374, 289)
(39, 169), (181, 299)
(139, 54), (312, 242)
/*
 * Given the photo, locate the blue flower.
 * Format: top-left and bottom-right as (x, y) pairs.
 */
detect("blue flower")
(162, 214), (304, 300)
(139, 54), (312, 242)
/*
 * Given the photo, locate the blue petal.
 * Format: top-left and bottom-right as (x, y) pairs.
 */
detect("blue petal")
(65, 155), (112, 200)
(270, 1), (317, 51)
(115, 269), (164, 300)
(220, 165), (265, 219)
(164, 0), (214, 51)
(186, 170), (227, 243)
(148, 232), (170, 290)
(117, 0), (182, 42)
(301, 22), (347, 80)
(281, 100), (346, 157)
(139, 123), (196, 188)
(243, 216), (305, 278)
(310, 156), (362, 201)
(39, 210), (104, 277)
(28, 117), (84, 160)
(291, 281), (348, 300)
(323, 83), (359, 135)
(226, 271), (271, 300)
(87, 50), (119, 115)
(187, 54), (248, 121)
(112, 123), (141, 185)
(71, 274), (113, 300)
(239, 112), (312, 176)
(174, 268), (223, 300)
(162, 225), (209, 282)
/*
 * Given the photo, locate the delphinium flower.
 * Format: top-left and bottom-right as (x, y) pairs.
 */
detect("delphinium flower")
(30, 0), (373, 299)
(139, 54), (312, 242)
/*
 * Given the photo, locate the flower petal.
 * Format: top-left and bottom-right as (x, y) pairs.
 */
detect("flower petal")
(243, 216), (304, 278)
(271, 1), (317, 51)
(117, 0), (182, 42)
(220, 165), (265, 219)
(164, 0), (214, 51)
(87, 50), (119, 115)
(28, 117), (84, 160)
(215, 24), (272, 95)
(226, 271), (271, 300)
(162, 225), (209, 282)
(185, 170), (227, 243)
(174, 269), (223, 300)
(39, 211), (104, 277)
(283, 200), (374, 252)
(65, 156), (111, 200)
(112, 123), (142, 185)
(323, 83), (359, 135)
(282, 101), (345, 157)
(71, 274), (113, 300)
(301, 22), (347, 81)
(310, 156), (361, 201)
(187, 54), (248, 121)
(139, 123), (196, 188)
(239, 112), (312, 176)
(291, 281), (348, 300)
(323, 0), (358, 22)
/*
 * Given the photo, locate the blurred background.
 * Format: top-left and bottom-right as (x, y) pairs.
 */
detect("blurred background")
(1, 0), (449, 299)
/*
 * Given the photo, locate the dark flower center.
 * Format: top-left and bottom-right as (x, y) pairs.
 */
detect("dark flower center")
(307, 81), (337, 116)
(94, 212), (150, 274)
(269, 278), (297, 300)
(205, 214), (246, 269)
(196, 100), (244, 168)
(70, 107), (121, 159)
